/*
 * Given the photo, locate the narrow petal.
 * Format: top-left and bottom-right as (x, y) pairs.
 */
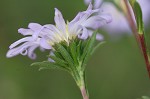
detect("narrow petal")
(6, 47), (21, 58)
(18, 28), (33, 35)
(7, 42), (37, 58)
(9, 37), (33, 49)
(43, 24), (65, 40)
(54, 8), (66, 33)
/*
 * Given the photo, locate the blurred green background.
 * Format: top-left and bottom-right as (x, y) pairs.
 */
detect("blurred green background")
(0, 0), (150, 99)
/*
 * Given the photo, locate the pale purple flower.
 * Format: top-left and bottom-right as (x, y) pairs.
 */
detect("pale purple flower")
(6, 4), (111, 59)
(84, 0), (150, 37)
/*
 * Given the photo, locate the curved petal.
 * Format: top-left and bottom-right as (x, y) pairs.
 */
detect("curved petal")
(6, 48), (21, 58)
(9, 37), (33, 49)
(28, 45), (39, 59)
(28, 23), (42, 31)
(78, 26), (88, 40)
(7, 42), (38, 58)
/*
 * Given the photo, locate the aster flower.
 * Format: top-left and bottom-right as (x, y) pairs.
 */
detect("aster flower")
(84, 0), (150, 37)
(6, 4), (111, 59)
(6, 3), (112, 99)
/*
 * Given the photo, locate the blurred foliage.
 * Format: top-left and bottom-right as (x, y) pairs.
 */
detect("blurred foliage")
(0, 0), (150, 99)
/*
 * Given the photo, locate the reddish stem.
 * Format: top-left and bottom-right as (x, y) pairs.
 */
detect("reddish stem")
(80, 86), (89, 99)
(123, 0), (150, 77)
(139, 34), (150, 77)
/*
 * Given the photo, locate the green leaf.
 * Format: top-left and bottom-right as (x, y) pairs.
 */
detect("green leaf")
(77, 40), (82, 60)
(69, 41), (78, 65)
(53, 51), (64, 59)
(91, 41), (106, 55)
(129, 0), (144, 34)
(55, 43), (74, 67)
(31, 61), (67, 71)
(49, 55), (68, 67)
(80, 30), (97, 69)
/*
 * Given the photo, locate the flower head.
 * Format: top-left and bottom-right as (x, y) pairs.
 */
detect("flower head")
(6, 4), (111, 59)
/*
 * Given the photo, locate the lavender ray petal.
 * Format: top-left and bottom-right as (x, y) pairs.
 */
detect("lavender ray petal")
(9, 37), (33, 49)
(18, 28), (34, 36)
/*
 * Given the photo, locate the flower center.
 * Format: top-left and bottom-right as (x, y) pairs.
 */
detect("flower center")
(47, 24), (77, 46)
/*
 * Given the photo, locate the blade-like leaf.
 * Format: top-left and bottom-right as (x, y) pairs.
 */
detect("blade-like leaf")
(91, 41), (106, 55)
(53, 51), (64, 60)
(31, 61), (61, 70)
(49, 55), (68, 67)
(80, 30), (97, 68)
(77, 40), (82, 61)
(55, 43), (74, 67)
(69, 41), (78, 65)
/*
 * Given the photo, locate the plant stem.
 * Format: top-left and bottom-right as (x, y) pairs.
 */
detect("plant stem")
(75, 70), (89, 99)
(139, 34), (150, 77)
(123, 0), (140, 43)
(123, 0), (150, 77)
(80, 85), (89, 99)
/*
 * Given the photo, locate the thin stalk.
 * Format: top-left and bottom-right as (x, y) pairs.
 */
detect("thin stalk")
(79, 72), (89, 99)
(123, 0), (140, 44)
(123, 0), (150, 77)
(75, 70), (89, 99)
(80, 85), (89, 99)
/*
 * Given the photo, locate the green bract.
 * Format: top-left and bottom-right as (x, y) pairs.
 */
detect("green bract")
(31, 31), (104, 88)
